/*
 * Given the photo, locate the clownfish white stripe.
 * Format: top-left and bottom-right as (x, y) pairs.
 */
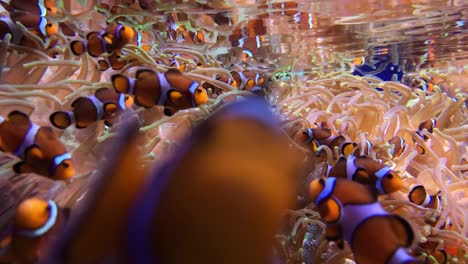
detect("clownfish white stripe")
(346, 155), (358, 181)
(420, 192), (432, 207)
(118, 93), (126, 110)
(0, 115), (4, 124)
(304, 128), (314, 145)
(316, 177), (336, 206)
(188, 82), (200, 107)
(156, 72), (170, 105)
(88, 95), (104, 121)
(127, 78), (136, 95)
(237, 71), (249, 90)
(342, 202), (388, 245)
(14, 123), (40, 158)
(67, 111), (76, 125)
(387, 247), (416, 264)
(39, 0), (47, 17)
(50, 152), (71, 176)
(38, 17), (48, 36)
(16, 200), (58, 238)
(375, 166), (392, 194)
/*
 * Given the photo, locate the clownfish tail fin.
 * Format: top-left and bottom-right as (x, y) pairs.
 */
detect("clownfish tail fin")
(111, 74), (132, 94)
(50, 111), (73, 129)
(386, 215), (415, 248)
(70, 41), (85, 56)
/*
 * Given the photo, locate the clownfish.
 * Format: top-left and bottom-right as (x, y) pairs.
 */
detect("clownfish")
(70, 23), (136, 56)
(309, 177), (418, 264)
(231, 70), (265, 91)
(202, 74), (238, 96)
(11, 197), (69, 263)
(0, 14), (58, 48)
(408, 185), (441, 211)
(49, 88), (133, 129)
(111, 68), (208, 115)
(414, 119), (436, 154)
(419, 241), (448, 264)
(0, 111), (75, 180)
(97, 51), (134, 71)
(388, 136), (406, 159)
(44, 99), (302, 263)
(327, 154), (403, 195)
(70, 31), (107, 57)
(1, 0), (57, 17)
(295, 126), (372, 158)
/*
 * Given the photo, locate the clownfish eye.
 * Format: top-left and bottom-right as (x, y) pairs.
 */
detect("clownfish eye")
(125, 95), (130, 100)
(386, 173), (393, 179)
(302, 130), (308, 136)
(47, 7), (52, 11)
(62, 162), (70, 168)
(196, 88), (203, 93)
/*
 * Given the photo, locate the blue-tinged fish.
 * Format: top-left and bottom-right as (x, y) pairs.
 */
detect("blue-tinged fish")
(44, 99), (302, 263)
(0, 111), (75, 180)
(353, 56), (404, 82)
(327, 154), (403, 195)
(309, 177), (419, 264)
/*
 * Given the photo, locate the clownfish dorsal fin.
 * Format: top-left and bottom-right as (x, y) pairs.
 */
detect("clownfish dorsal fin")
(70, 97), (89, 108)
(135, 68), (155, 79)
(44, 115), (146, 262)
(70, 40), (85, 56)
(165, 68), (183, 76)
(50, 111), (73, 129)
(386, 215), (415, 248)
(94, 88), (109, 98)
(408, 185), (428, 205)
(111, 74), (131, 94)
(7, 110), (31, 126)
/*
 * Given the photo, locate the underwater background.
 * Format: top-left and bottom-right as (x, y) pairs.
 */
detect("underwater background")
(0, 0), (467, 263)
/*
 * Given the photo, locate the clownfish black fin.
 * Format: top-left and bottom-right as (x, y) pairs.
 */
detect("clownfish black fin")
(111, 74), (130, 94)
(165, 68), (183, 75)
(50, 111), (72, 129)
(408, 185), (427, 205)
(163, 107), (177, 116)
(104, 119), (113, 127)
(98, 60), (110, 71)
(24, 144), (44, 160)
(7, 110), (30, 125)
(13, 161), (32, 174)
(386, 215), (415, 248)
(70, 41), (85, 56)
(353, 168), (371, 184)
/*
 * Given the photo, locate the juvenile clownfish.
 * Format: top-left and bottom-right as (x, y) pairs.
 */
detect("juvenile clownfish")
(327, 154), (403, 195)
(231, 70), (265, 91)
(111, 68), (208, 115)
(1, 0), (57, 17)
(408, 185), (441, 211)
(50, 88), (133, 129)
(44, 99), (302, 263)
(0, 111), (75, 180)
(202, 74), (238, 96)
(12, 198), (69, 263)
(309, 177), (418, 264)
(414, 119), (436, 154)
(419, 241), (448, 264)
(97, 51), (134, 71)
(388, 136), (406, 159)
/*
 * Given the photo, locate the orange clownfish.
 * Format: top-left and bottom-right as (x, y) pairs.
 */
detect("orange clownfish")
(1, 0), (57, 17)
(202, 74), (238, 96)
(0, 111), (75, 180)
(0, 14), (58, 47)
(12, 198), (69, 263)
(70, 32), (107, 57)
(309, 177), (418, 264)
(327, 154), (403, 195)
(408, 185), (441, 211)
(50, 88), (133, 129)
(414, 119), (436, 154)
(231, 70), (265, 91)
(111, 68), (208, 115)
(100, 23), (137, 52)
(388, 136), (406, 159)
